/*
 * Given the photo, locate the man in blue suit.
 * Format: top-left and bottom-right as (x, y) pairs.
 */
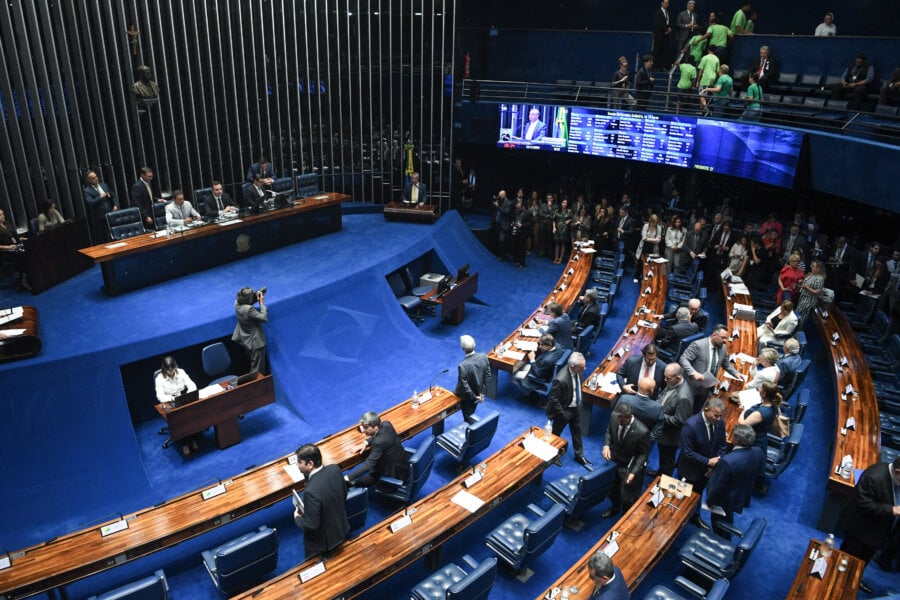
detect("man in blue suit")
(402, 172), (428, 206)
(678, 397), (728, 530)
(518, 107), (547, 141)
(706, 424), (764, 539)
(540, 302), (574, 350)
(615, 343), (666, 399)
(776, 337), (803, 378)
(588, 549), (630, 599)
(245, 156), (276, 185)
(82, 171), (117, 243)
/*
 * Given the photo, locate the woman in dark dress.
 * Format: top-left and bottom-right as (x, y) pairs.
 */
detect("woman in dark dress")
(0, 208), (29, 291)
(552, 198), (573, 264)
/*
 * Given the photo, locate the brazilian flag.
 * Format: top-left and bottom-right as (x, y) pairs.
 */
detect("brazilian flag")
(555, 106), (568, 143)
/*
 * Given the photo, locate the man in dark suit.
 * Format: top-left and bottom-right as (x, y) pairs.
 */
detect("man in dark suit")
(656, 306), (700, 355)
(202, 181), (238, 218)
(588, 548), (630, 599)
(347, 412), (409, 487)
(841, 457), (900, 591)
(572, 289), (601, 336)
(516, 334), (564, 400)
(657, 298), (709, 333)
(745, 45), (780, 92)
(129, 166), (163, 228)
(684, 221), (709, 267)
(614, 207), (637, 257)
(601, 402), (651, 517)
(455, 334), (492, 423)
(775, 338), (803, 378)
(780, 223), (807, 264)
(518, 107), (547, 141)
(402, 172), (428, 206)
(492, 189), (514, 260)
(82, 171), (118, 244)
(679, 324), (744, 412)
(706, 424), (764, 538)
(708, 220), (737, 273)
(615, 377), (662, 434)
(243, 174), (269, 213)
(677, 398), (728, 530)
(653, 0), (672, 68)
(245, 156), (276, 185)
(616, 343), (665, 399)
(654, 363), (693, 477)
(547, 352), (593, 470)
(293, 444), (350, 558)
(541, 302), (574, 351)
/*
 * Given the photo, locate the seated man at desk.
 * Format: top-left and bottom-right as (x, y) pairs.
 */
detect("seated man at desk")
(616, 343), (665, 399)
(655, 297), (709, 332)
(588, 548), (630, 599)
(515, 334), (563, 398)
(243, 174), (270, 213)
(540, 302), (574, 350)
(164, 190), (201, 227)
(154, 356), (199, 456)
(202, 181), (238, 218)
(245, 156), (276, 186)
(572, 288), (601, 336)
(346, 412), (409, 487)
(293, 443), (350, 559)
(402, 172), (427, 206)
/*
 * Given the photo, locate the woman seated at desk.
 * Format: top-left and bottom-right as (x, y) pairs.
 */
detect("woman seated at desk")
(37, 200), (64, 232)
(155, 356), (200, 456)
(745, 347), (781, 390)
(0, 208), (29, 291)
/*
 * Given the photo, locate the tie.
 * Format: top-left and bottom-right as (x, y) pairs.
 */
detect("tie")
(643, 362), (651, 378)
(570, 372), (581, 407)
(707, 422), (714, 444)
(216, 195), (224, 212)
(660, 387), (673, 407)
(618, 423), (627, 446)
(412, 185), (418, 202)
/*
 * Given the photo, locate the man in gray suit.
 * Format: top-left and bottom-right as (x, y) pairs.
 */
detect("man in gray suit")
(653, 363), (693, 477)
(455, 334), (492, 423)
(232, 287), (268, 374)
(679, 324), (744, 412)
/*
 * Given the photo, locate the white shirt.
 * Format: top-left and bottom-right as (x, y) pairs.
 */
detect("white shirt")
(155, 368), (198, 403)
(814, 22), (836, 37)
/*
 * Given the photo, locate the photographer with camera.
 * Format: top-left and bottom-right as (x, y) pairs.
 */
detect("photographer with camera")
(232, 286), (268, 375)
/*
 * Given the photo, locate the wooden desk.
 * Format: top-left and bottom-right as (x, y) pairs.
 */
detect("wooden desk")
(582, 257), (668, 410)
(538, 476), (700, 597)
(79, 193), (347, 295)
(23, 218), (94, 294)
(234, 427), (567, 599)
(814, 307), (880, 493)
(155, 374), (275, 449)
(716, 278), (760, 443)
(0, 388), (460, 599)
(421, 272), (479, 325)
(383, 202), (439, 223)
(786, 539), (863, 599)
(0, 306), (41, 363)
(485, 244), (593, 397)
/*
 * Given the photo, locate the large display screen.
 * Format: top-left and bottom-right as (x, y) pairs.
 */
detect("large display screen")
(496, 103), (804, 188)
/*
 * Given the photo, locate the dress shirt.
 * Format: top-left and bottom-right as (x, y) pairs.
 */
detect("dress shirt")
(569, 371), (581, 408)
(155, 368), (197, 403)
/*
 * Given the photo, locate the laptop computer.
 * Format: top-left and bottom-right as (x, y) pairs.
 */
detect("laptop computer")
(236, 371), (259, 386)
(170, 388), (200, 408)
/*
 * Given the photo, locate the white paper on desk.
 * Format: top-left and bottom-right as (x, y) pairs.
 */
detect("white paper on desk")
(104, 241), (127, 249)
(723, 371), (745, 381)
(735, 352), (757, 364)
(733, 302), (754, 313)
(810, 557), (828, 578)
(580, 247), (597, 254)
(520, 328), (541, 338)
(730, 283), (751, 295)
(738, 389), (762, 409)
(198, 384), (222, 399)
(602, 540), (620, 557)
(217, 218), (242, 226)
(0, 328), (26, 337)
(283, 463), (305, 483)
(504, 350), (526, 361)
(599, 374), (622, 395)
(637, 319), (658, 329)
(649, 256), (668, 263)
(522, 434), (560, 462)
(451, 489), (485, 513)
(515, 340), (538, 352)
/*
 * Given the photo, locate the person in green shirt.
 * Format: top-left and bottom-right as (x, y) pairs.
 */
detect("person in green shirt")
(741, 71), (763, 121)
(706, 64), (733, 117)
(675, 55), (698, 114)
(745, 10), (757, 34)
(697, 46), (720, 114)
(687, 30), (708, 65)
(730, 2), (752, 34)
(698, 12), (733, 61)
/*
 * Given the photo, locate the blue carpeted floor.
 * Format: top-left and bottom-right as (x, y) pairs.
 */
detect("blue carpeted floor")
(1, 211), (896, 599)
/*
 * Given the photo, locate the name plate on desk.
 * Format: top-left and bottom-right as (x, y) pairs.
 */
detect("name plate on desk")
(201, 482), (227, 500)
(299, 561), (326, 583)
(100, 519), (129, 537)
(390, 513), (413, 533)
(0, 554), (10, 570)
(463, 470), (483, 488)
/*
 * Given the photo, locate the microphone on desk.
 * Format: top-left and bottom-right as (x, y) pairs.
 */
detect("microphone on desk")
(429, 368), (450, 396)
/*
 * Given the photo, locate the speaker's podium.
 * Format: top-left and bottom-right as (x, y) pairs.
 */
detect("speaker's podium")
(383, 201), (439, 223)
(422, 272), (478, 325)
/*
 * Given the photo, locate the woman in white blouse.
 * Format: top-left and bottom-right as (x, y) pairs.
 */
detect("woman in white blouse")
(756, 300), (799, 348)
(664, 215), (686, 272)
(746, 347), (781, 389)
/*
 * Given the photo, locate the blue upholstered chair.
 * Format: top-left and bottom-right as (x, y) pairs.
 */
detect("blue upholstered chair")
(676, 517), (766, 584)
(345, 486), (369, 532)
(201, 342), (236, 385)
(410, 554), (498, 600)
(765, 423), (804, 479)
(484, 503), (565, 580)
(542, 460), (617, 523)
(436, 410), (500, 469)
(657, 331), (705, 364)
(86, 569), (169, 600)
(151, 202), (167, 230)
(106, 207), (145, 240)
(643, 578), (729, 600)
(778, 358), (810, 401)
(387, 271), (424, 323)
(573, 324), (594, 355)
(296, 172), (320, 198)
(516, 349), (572, 399)
(374, 434), (435, 505)
(201, 525), (278, 596)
